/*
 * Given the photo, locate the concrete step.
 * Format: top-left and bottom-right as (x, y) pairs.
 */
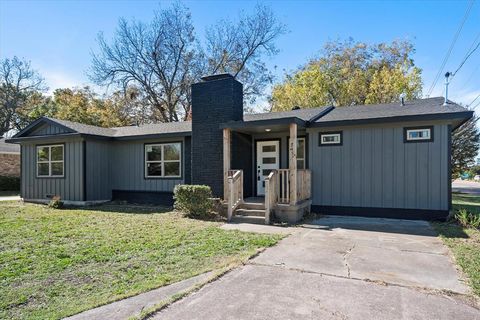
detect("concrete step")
(231, 215), (266, 225)
(235, 208), (266, 217)
(239, 202), (265, 210)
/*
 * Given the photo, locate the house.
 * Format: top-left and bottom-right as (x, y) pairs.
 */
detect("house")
(0, 138), (20, 177)
(6, 74), (472, 222)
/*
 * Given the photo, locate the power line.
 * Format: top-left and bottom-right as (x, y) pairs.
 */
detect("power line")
(426, 0), (474, 97)
(469, 93), (480, 108)
(462, 61), (480, 88)
(472, 99), (480, 110)
(452, 32), (480, 77)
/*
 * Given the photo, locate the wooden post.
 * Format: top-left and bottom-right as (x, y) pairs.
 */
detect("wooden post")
(228, 178), (233, 221)
(289, 123), (297, 205)
(265, 180), (270, 225)
(223, 128), (231, 201)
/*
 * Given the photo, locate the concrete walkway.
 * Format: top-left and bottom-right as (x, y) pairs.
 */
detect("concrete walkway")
(0, 195), (20, 201)
(65, 272), (213, 320)
(154, 216), (479, 319)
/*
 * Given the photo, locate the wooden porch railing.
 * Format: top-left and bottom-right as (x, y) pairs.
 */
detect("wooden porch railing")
(227, 169), (243, 221)
(277, 169), (311, 204)
(297, 169), (311, 201)
(278, 169), (290, 204)
(264, 170), (278, 224)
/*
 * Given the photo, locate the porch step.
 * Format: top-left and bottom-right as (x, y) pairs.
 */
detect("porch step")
(239, 202), (265, 210)
(231, 215), (266, 224)
(235, 208), (265, 217)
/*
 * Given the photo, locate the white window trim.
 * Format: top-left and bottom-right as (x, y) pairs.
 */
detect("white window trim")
(36, 144), (64, 178)
(406, 128), (431, 141)
(320, 133), (342, 145)
(145, 142), (182, 178)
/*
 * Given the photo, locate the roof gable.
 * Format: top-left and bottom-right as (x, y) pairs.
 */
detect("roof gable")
(13, 117), (76, 139)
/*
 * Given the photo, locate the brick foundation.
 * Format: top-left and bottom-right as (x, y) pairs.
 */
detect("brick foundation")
(0, 153), (20, 177)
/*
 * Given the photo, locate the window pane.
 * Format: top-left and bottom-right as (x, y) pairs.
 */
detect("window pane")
(262, 145), (276, 152)
(51, 162), (64, 176)
(321, 133), (341, 144)
(263, 157), (276, 164)
(37, 147), (49, 161)
(38, 163), (49, 176)
(408, 129), (430, 140)
(297, 139), (305, 158)
(164, 162), (180, 176)
(147, 163), (162, 176)
(262, 169), (274, 176)
(164, 143), (180, 161)
(146, 146), (162, 161)
(51, 146), (63, 161)
(297, 159), (305, 169)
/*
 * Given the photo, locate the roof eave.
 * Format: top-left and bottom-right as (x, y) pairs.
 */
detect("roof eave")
(310, 111), (474, 128)
(113, 131), (192, 140)
(221, 117), (306, 130)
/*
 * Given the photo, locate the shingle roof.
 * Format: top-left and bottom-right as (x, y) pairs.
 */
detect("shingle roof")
(42, 117), (191, 138)
(244, 106), (332, 122)
(10, 97), (472, 142)
(112, 122), (191, 137)
(313, 97), (469, 124)
(44, 117), (117, 136)
(0, 138), (20, 153)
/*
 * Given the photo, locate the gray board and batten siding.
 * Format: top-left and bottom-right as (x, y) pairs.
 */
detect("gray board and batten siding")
(21, 137), (85, 201)
(308, 121), (451, 216)
(22, 135), (190, 203)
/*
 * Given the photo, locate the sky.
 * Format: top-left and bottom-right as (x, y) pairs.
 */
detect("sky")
(1, 0), (479, 109)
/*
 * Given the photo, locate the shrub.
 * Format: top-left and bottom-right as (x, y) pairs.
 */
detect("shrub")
(48, 196), (64, 209)
(0, 176), (20, 191)
(173, 185), (213, 217)
(455, 209), (480, 229)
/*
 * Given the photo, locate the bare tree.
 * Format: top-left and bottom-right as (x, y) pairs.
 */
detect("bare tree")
(0, 57), (46, 137)
(205, 4), (286, 105)
(90, 2), (285, 122)
(90, 2), (200, 122)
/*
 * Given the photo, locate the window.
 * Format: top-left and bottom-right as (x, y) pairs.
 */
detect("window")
(37, 145), (64, 177)
(145, 142), (181, 178)
(288, 137), (306, 169)
(319, 132), (342, 146)
(404, 127), (433, 143)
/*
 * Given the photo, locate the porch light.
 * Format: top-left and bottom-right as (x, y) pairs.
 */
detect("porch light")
(265, 128), (271, 132)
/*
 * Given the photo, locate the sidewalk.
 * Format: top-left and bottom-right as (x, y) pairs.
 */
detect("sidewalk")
(64, 271), (213, 320)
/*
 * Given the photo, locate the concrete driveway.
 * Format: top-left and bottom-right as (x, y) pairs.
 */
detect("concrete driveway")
(453, 179), (480, 195)
(155, 216), (480, 319)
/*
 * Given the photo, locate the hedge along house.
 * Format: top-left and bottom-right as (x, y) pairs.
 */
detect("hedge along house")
(6, 74), (472, 223)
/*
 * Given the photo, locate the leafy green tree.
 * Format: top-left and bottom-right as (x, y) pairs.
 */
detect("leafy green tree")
(271, 39), (422, 111)
(452, 115), (480, 179)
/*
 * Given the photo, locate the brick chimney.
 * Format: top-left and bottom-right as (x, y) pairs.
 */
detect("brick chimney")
(191, 74), (243, 197)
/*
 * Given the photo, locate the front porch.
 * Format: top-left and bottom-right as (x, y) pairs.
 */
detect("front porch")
(223, 121), (312, 224)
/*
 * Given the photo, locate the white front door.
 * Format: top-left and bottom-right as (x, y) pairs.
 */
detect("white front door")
(256, 140), (280, 196)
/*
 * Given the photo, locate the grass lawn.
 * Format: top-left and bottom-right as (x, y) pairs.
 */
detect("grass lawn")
(0, 202), (281, 320)
(432, 193), (480, 297)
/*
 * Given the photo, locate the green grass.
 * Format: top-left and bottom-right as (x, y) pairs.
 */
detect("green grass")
(0, 191), (19, 197)
(432, 193), (480, 297)
(0, 202), (281, 320)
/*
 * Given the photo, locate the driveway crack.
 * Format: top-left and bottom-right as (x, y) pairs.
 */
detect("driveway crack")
(343, 243), (355, 278)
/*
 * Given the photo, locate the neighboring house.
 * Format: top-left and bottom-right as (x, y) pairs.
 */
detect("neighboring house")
(0, 138), (20, 177)
(6, 74), (472, 222)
